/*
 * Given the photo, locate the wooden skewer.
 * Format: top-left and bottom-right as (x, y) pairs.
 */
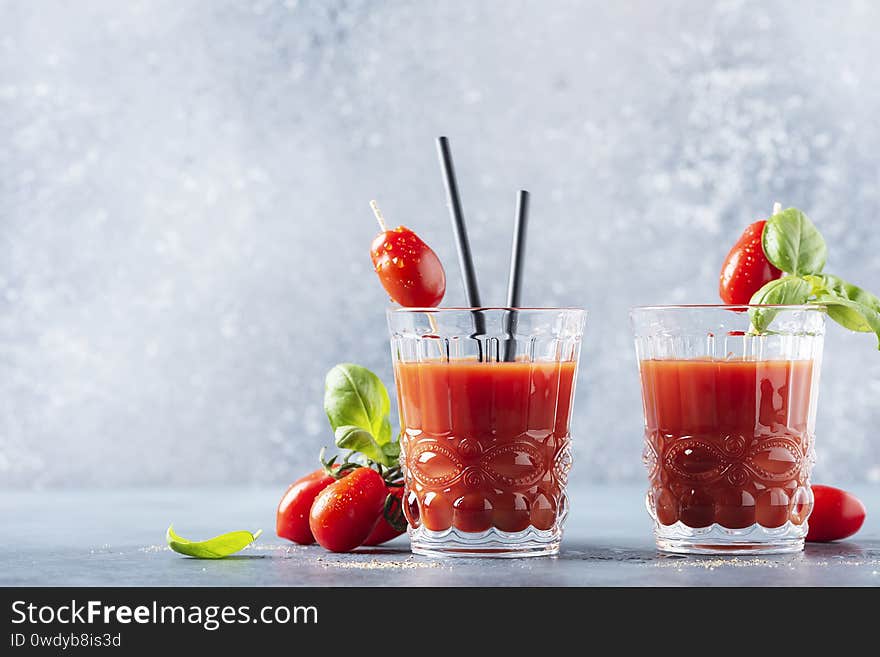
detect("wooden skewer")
(370, 200), (388, 232)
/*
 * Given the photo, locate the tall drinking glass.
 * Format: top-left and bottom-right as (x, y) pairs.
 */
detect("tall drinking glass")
(631, 305), (825, 554)
(387, 308), (586, 557)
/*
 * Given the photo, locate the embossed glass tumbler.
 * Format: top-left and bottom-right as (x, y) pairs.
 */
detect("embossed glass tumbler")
(631, 305), (826, 555)
(388, 308), (585, 557)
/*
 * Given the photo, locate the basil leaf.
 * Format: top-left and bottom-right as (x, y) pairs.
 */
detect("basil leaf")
(808, 274), (880, 312)
(324, 364), (392, 445)
(375, 416), (392, 447)
(821, 298), (880, 345)
(806, 274), (880, 348)
(762, 208), (827, 276)
(323, 363), (400, 466)
(334, 425), (397, 466)
(166, 525), (262, 559)
(382, 441), (401, 461)
(748, 276), (813, 333)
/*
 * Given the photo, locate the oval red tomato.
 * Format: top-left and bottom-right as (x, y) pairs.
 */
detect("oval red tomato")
(719, 220), (783, 304)
(806, 484), (866, 542)
(371, 226), (446, 307)
(362, 485), (406, 546)
(309, 467), (387, 553)
(276, 469), (335, 545)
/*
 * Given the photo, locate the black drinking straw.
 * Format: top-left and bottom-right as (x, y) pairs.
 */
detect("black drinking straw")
(503, 190), (530, 362)
(436, 136), (486, 354)
(506, 190), (530, 308)
(436, 136), (482, 307)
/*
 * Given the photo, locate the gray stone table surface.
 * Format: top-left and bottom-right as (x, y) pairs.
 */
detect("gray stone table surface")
(2, 485), (879, 587)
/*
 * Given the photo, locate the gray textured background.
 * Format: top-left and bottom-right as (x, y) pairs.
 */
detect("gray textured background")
(1, 0), (879, 489)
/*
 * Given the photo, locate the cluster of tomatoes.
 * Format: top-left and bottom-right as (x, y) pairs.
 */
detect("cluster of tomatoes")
(276, 460), (406, 553)
(275, 207), (447, 554)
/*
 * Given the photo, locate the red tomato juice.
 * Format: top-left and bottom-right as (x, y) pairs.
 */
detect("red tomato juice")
(639, 358), (816, 530)
(395, 359), (577, 534)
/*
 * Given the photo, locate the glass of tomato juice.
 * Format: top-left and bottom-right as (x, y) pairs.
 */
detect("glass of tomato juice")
(631, 304), (826, 554)
(387, 308), (586, 557)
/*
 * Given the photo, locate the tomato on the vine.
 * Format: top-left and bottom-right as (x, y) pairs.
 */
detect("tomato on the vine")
(275, 468), (335, 545)
(309, 467), (388, 553)
(363, 485), (406, 546)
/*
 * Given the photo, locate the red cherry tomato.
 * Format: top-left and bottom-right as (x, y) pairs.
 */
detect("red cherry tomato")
(363, 485), (406, 546)
(371, 226), (446, 307)
(806, 485), (866, 542)
(309, 467), (387, 552)
(276, 469), (335, 545)
(719, 220), (783, 304)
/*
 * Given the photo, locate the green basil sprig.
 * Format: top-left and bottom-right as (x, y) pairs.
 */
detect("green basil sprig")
(166, 525), (262, 559)
(324, 363), (398, 466)
(749, 207), (880, 348)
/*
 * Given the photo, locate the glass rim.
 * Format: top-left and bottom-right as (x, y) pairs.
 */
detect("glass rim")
(389, 306), (585, 313)
(631, 304), (826, 312)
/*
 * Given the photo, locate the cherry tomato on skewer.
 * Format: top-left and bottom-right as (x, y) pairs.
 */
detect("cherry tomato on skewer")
(369, 201), (446, 307)
(719, 218), (782, 305)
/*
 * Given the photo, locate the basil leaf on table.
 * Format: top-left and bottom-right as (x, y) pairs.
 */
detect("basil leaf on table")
(334, 425), (398, 466)
(166, 525), (262, 559)
(762, 208), (827, 276)
(324, 364), (392, 445)
(748, 276), (813, 333)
